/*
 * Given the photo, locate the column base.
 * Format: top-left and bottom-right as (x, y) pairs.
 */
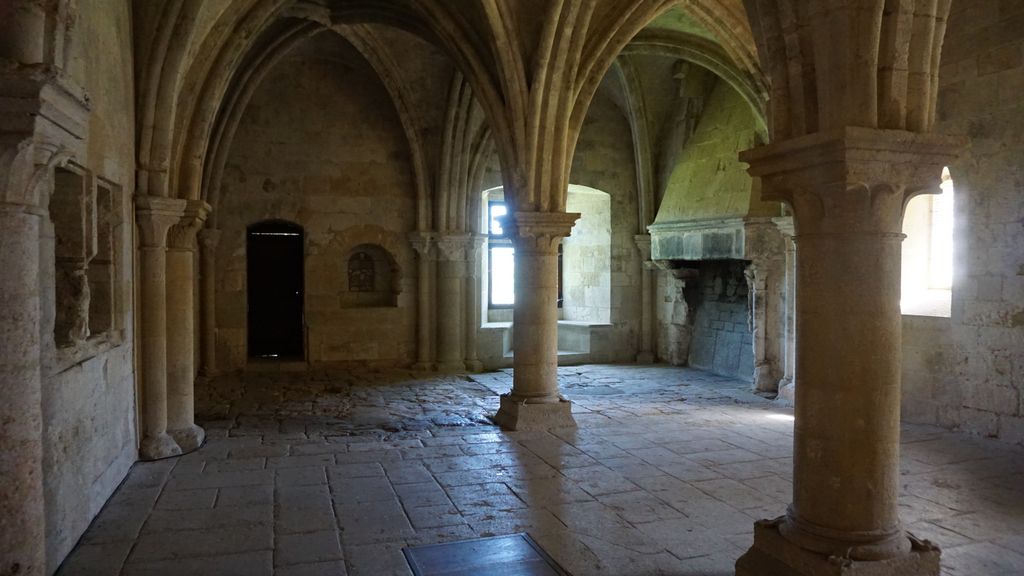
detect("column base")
(635, 351), (655, 364)
(736, 518), (940, 576)
(140, 432), (182, 461)
(435, 360), (466, 373)
(411, 362), (434, 372)
(777, 379), (796, 404)
(492, 394), (576, 431)
(464, 359), (483, 373)
(753, 363), (775, 392)
(169, 424), (206, 454)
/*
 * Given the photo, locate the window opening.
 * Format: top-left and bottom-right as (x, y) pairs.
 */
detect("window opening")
(487, 200), (564, 310)
(900, 167), (954, 317)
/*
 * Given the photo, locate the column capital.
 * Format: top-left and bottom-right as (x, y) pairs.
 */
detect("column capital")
(136, 196), (187, 248)
(198, 227), (221, 250)
(168, 200), (211, 251)
(436, 233), (473, 261)
(508, 211), (579, 253)
(408, 231), (435, 258)
(771, 216), (794, 238)
(740, 127), (965, 235)
(633, 234), (652, 261)
(466, 234), (487, 256)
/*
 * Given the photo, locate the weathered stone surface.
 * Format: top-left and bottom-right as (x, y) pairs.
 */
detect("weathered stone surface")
(53, 366), (1024, 576)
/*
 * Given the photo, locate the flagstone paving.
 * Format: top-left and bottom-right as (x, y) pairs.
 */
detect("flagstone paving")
(57, 365), (1024, 576)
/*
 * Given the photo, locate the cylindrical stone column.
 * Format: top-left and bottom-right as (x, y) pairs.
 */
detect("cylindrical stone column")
(0, 203), (46, 576)
(409, 233), (434, 371)
(136, 196), (187, 460)
(436, 234), (469, 372)
(785, 222), (908, 557)
(198, 228), (220, 377)
(736, 128), (963, 575)
(493, 211), (579, 431)
(166, 201), (210, 453)
(634, 234), (655, 363)
(464, 235), (485, 372)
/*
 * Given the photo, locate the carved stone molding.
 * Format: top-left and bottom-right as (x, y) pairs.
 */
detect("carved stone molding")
(740, 127), (966, 235)
(198, 227), (221, 250)
(508, 211), (580, 253)
(167, 200), (211, 251)
(633, 233), (651, 260)
(136, 196), (187, 249)
(408, 231), (435, 259)
(436, 233), (472, 262)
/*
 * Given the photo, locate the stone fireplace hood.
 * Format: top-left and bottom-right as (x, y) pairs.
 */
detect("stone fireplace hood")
(648, 216), (783, 265)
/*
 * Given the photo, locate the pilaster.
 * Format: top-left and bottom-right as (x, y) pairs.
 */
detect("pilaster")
(136, 195), (187, 460)
(634, 234), (656, 364)
(0, 65), (89, 576)
(464, 235), (487, 372)
(435, 234), (472, 372)
(166, 200), (210, 453)
(197, 228), (221, 377)
(409, 232), (435, 371)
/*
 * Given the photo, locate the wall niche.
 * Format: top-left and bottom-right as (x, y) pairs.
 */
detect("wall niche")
(341, 244), (400, 308)
(51, 166), (124, 357)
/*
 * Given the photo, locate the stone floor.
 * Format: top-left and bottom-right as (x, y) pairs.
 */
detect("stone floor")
(58, 365), (1024, 576)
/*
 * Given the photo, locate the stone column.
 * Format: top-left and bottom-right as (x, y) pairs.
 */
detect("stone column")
(493, 211), (578, 431)
(165, 200), (210, 453)
(634, 234), (656, 364)
(464, 235), (486, 372)
(197, 228), (220, 377)
(136, 195), (187, 460)
(409, 232), (434, 371)
(0, 201), (46, 576)
(774, 217), (797, 402)
(735, 128), (962, 576)
(435, 234), (470, 372)
(744, 263), (773, 392)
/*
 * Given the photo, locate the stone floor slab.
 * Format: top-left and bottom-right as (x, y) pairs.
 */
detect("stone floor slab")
(55, 365), (1024, 576)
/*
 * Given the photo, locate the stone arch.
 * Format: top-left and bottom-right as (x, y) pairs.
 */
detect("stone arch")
(135, 0), (437, 228)
(742, 0), (954, 140)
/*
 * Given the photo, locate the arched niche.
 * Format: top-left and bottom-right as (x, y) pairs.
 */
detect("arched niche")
(341, 243), (401, 308)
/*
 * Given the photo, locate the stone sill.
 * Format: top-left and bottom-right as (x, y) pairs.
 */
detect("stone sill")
(900, 290), (952, 318)
(52, 331), (126, 375)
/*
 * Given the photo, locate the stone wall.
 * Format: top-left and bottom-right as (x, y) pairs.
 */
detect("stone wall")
(477, 83), (642, 363)
(214, 32), (418, 370)
(568, 84), (642, 362)
(653, 81), (772, 224)
(650, 79), (779, 374)
(40, 0), (139, 569)
(564, 188), (612, 323)
(687, 261), (755, 381)
(900, 0), (1024, 445)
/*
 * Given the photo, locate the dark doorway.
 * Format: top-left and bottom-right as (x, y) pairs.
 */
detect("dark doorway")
(247, 220), (305, 359)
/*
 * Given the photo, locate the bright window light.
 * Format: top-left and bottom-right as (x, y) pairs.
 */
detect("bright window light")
(489, 203), (507, 236)
(490, 246), (515, 305)
(901, 167), (954, 317)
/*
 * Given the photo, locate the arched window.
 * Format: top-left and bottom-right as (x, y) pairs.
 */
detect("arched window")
(901, 167), (954, 317)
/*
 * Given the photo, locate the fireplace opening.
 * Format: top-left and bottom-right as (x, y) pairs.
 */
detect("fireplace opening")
(686, 260), (754, 382)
